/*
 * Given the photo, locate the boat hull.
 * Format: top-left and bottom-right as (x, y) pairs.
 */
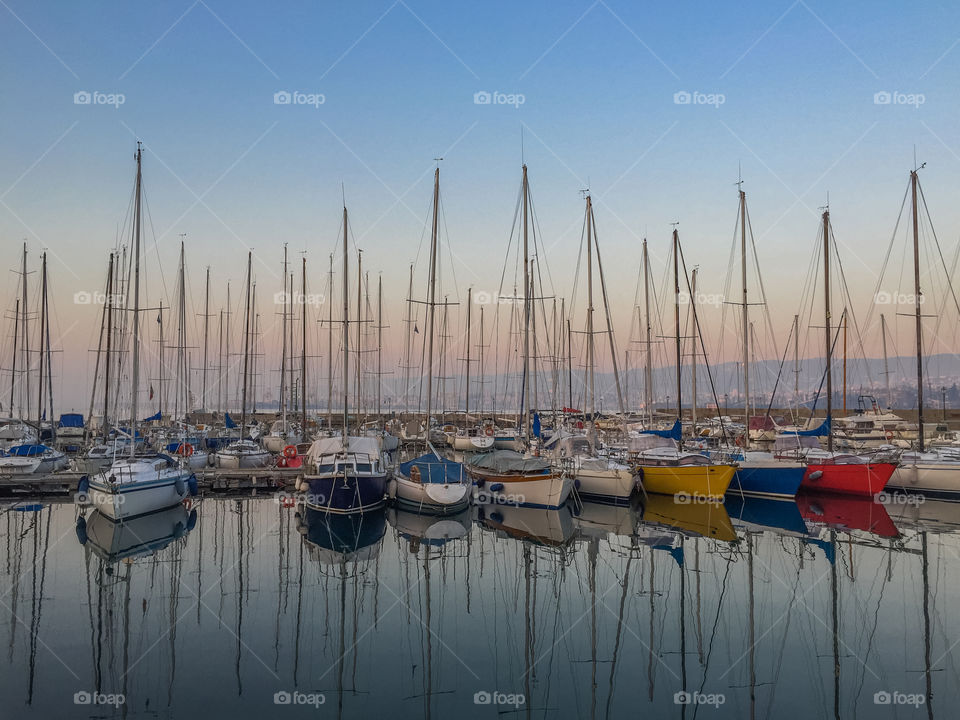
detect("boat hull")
(471, 471), (573, 509)
(800, 462), (895, 497)
(304, 472), (387, 514)
(886, 462), (960, 499)
(87, 474), (190, 520)
(637, 464), (735, 500)
(393, 475), (472, 514)
(728, 463), (805, 499)
(215, 450), (273, 468)
(450, 435), (495, 451)
(574, 466), (638, 502)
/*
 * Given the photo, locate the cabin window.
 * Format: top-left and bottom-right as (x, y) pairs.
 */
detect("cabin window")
(317, 463), (335, 473)
(355, 462), (372, 472)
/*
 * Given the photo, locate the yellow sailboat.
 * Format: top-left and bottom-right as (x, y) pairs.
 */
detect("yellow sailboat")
(631, 228), (736, 501)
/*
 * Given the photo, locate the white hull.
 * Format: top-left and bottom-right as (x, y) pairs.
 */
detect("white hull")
(393, 475), (471, 512)
(492, 436), (524, 451)
(888, 462), (960, 498)
(450, 435), (495, 451)
(215, 449), (273, 468)
(87, 474), (190, 520)
(475, 474), (573, 509)
(0, 453), (68, 476)
(573, 466), (637, 500)
(263, 434), (302, 453)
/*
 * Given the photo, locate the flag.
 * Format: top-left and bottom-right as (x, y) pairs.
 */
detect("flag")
(156, 313), (161, 324)
(149, 384), (155, 400)
(414, 325), (419, 334)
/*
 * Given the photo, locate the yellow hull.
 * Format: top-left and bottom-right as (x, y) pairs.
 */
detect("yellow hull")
(642, 495), (736, 542)
(637, 464), (735, 500)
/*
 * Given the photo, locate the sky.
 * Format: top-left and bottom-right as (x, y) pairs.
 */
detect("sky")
(2, 0), (960, 413)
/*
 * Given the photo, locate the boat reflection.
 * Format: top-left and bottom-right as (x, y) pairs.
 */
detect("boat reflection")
(726, 495), (809, 536)
(641, 493), (736, 542)
(475, 501), (577, 546)
(76, 502), (197, 562)
(797, 491), (899, 538)
(386, 505), (471, 548)
(295, 504), (386, 564)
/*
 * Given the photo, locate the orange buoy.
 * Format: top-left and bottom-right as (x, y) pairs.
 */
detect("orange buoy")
(283, 445), (298, 459)
(177, 443), (194, 456)
(484, 426), (494, 437)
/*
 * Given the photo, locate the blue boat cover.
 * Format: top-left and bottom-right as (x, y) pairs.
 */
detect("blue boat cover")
(8, 444), (50, 456)
(58, 413), (84, 428)
(795, 417), (830, 437)
(399, 454), (466, 484)
(143, 411), (162, 422)
(639, 419), (682, 441)
(225, 413), (237, 429)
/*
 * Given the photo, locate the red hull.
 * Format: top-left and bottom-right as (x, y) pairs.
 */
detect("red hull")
(796, 493), (899, 538)
(800, 462), (895, 497)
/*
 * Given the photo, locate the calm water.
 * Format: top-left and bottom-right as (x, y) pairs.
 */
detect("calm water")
(1, 491), (957, 719)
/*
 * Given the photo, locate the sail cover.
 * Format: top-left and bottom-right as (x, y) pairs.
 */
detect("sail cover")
(399, 454), (466, 484)
(466, 450), (551, 474)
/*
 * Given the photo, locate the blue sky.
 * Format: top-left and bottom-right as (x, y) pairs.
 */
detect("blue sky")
(2, 0), (960, 410)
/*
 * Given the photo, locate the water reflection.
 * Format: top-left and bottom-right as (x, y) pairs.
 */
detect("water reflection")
(0, 493), (957, 718)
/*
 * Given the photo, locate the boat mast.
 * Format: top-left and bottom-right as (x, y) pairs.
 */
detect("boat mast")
(464, 287), (471, 418)
(586, 196), (595, 426)
(8, 297), (18, 419)
(302, 256), (307, 435)
(280, 244), (288, 425)
(740, 186), (750, 449)
(822, 207), (833, 452)
(643, 239), (653, 426)
(21, 243), (30, 424)
(36, 252), (46, 432)
(355, 251), (362, 415)
(129, 144), (143, 459)
(673, 227), (682, 446)
(793, 314), (799, 406)
(327, 254), (333, 431)
(202, 265), (210, 412)
(403, 263), (413, 416)
(881, 313), (891, 409)
(479, 305), (485, 413)
(522, 164), (530, 442)
(342, 205), (349, 438)
(376, 274), (382, 418)
(911, 169), (925, 451)
(43, 253), (53, 441)
(225, 281), (231, 413)
(691, 267), (698, 433)
(425, 167), (440, 430)
(240, 251), (252, 438)
(158, 298), (165, 419)
(217, 308), (223, 414)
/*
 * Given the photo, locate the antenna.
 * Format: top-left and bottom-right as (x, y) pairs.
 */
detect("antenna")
(340, 181), (345, 207)
(434, 157), (444, 167)
(735, 162), (744, 191)
(579, 187), (590, 199)
(520, 125), (524, 165)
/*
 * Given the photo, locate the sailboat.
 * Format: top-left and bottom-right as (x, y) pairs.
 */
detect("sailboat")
(87, 144), (197, 521)
(299, 202), (388, 514)
(884, 167), (960, 498)
(465, 165), (573, 509)
(215, 251), (273, 468)
(264, 245), (303, 452)
(630, 227), (736, 500)
(716, 183), (806, 499)
(790, 207), (896, 496)
(392, 167), (472, 513)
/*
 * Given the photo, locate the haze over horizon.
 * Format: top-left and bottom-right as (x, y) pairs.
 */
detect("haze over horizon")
(2, 0), (960, 414)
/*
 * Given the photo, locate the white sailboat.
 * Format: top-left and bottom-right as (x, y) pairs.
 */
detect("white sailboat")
(87, 144), (195, 520)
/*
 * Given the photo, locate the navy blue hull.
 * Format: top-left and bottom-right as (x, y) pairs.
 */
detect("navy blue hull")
(306, 473), (387, 514)
(729, 465), (805, 499)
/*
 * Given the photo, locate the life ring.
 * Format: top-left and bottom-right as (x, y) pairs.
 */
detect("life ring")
(177, 443), (194, 457)
(734, 435), (744, 447)
(410, 466), (422, 484)
(283, 445), (298, 459)
(484, 426), (494, 437)
(885, 431), (894, 441)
